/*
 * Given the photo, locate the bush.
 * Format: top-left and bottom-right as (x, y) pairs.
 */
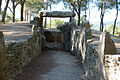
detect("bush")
(105, 24), (120, 36)
(46, 19), (65, 28)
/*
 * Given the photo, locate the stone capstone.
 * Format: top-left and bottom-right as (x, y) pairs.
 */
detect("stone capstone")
(40, 11), (76, 17)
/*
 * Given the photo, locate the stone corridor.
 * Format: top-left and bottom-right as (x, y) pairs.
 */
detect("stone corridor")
(14, 50), (84, 80)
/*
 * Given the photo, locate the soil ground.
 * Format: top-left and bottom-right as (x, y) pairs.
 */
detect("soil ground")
(14, 50), (84, 80)
(0, 22), (32, 45)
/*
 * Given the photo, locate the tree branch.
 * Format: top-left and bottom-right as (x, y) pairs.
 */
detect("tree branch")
(8, 6), (13, 13)
(71, 2), (78, 14)
(15, 0), (20, 7)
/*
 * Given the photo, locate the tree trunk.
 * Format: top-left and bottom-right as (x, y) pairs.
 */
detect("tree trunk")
(89, 3), (90, 20)
(27, 11), (28, 21)
(100, 0), (104, 31)
(13, 2), (15, 22)
(2, 0), (10, 23)
(85, 1), (87, 20)
(20, 0), (26, 21)
(0, 0), (2, 13)
(113, 0), (118, 35)
(44, 18), (47, 28)
(21, 3), (24, 21)
(78, 1), (81, 26)
(43, 0), (48, 28)
(25, 12), (26, 21)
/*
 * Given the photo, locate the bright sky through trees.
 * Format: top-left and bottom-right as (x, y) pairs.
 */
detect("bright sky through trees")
(1, 0), (120, 30)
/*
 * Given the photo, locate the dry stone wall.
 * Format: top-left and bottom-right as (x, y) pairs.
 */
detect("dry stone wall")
(71, 28), (99, 80)
(105, 55), (120, 80)
(0, 32), (6, 80)
(0, 30), (42, 80)
(71, 21), (120, 80)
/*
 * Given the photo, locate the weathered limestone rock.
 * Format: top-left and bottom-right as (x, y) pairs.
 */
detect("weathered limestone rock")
(99, 30), (116, 54)
(79, 27), (87, 63)
(97, 31), (108, 80)
(40, 11), (76, 17)
(32, 17), (40, 34)
(3, 28), (42, 79)
(81, 20), (92, 39)
(0, 31), (6, 80)
(97, 31), (116, 80)
(71, 22), (88, 62)
(105, 55), (120, 80)
(44, 28), (62, 43)
(82, 46), (99, 80)
(71, 29), (100, 80)
(57, 22), (74, 51)
(71, 17), (76, 26)
(71, 29), (81, 55)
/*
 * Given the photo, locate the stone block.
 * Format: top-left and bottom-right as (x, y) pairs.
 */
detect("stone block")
(81, 20), (92, 39)
(0, 31), (6, 80)
(99, 30), (116, 54)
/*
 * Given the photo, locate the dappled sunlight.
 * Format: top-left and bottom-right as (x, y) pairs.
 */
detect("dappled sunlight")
(1, 0), (120, 80)
(0, 22), (32, 45)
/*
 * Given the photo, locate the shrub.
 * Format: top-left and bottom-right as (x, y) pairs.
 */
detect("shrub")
(105, 24), (120, 36)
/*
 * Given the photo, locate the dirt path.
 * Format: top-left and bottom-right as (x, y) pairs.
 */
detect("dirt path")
(0, 22), (32, 45)
(14, 50), (84, 80)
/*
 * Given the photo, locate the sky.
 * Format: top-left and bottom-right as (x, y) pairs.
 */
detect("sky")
(1, 1), (120, 30)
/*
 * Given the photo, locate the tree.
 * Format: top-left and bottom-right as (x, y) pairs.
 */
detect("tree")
(96, 0), (115, 31)
(64, 0), (90, 26)
(2, 0), (10, 23)
(100, 0), (104, 31)
(20, 0), (26, 21)
(71, 0), (82, 26)
(12, 0), (20, 22)
(0, 0), (2, 13)
(25, 0), (44, 20)
(8, 0), (20, 22)
(47, 19), (65, 28)
(113, 0), (119, 35)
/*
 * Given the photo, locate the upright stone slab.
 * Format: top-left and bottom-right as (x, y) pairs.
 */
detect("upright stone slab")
(39, 12), (44, 35)
(81, 20), (92, 39)
(99, 30), (116, 54)
(97, 30), (113, 80)
(32, 17), (40, 34)
(57, 22), (74, 51)
(0, 31), (5, 80)
(79, 27), (87, 63)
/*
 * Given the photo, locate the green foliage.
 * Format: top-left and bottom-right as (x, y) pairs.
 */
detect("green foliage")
(6, 13), (12, 22)
(95, 0), (115, 10)
(47, 19), (65, 28)
(15, 18), (20, 22)
(105, 24), (120, 36)
(0, 10), (3, 21)
(25, 0), (43, 15)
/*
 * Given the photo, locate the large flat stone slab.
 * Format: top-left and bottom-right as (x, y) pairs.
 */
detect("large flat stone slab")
(40, 11), (76, 17)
